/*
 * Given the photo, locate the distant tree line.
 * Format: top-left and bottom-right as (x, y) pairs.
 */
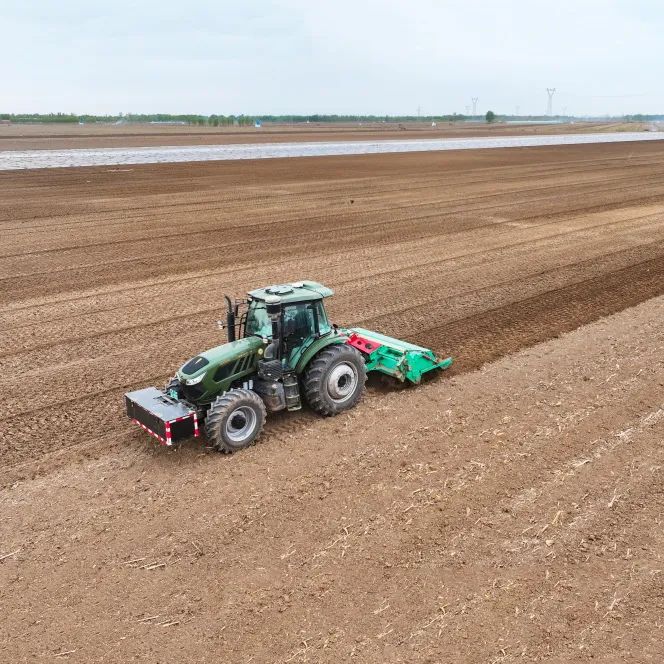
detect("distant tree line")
(0, 112), (80, 123)
(0, 112), (257, 125)
(0, 112), (472, 125)
(622, 114), (664, 122)
(1, 112), (663, 125)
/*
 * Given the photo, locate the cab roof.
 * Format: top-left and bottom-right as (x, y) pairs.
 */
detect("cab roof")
(248, 280), (334, 304)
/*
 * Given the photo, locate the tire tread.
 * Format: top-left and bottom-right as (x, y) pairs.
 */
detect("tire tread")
(303, 344), (366, 416)
(204, 388), (266, 453)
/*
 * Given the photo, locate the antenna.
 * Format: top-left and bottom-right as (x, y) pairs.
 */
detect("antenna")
(471, 97), (479, 116)
(546, 88), (556, 116)
(417, 105), (422, 119)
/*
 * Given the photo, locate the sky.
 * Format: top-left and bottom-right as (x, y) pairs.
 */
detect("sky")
(1, 0), (662, 116)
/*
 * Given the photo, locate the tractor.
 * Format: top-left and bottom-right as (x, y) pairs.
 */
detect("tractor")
(125, 281), (452, 452)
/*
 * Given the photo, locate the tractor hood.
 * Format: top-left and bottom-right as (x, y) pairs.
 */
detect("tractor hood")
(177, 336), (264, 381)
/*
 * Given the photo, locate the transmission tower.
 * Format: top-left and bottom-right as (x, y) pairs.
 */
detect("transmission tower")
(546, 88), (556, 116)
(471, 97), (479, 116)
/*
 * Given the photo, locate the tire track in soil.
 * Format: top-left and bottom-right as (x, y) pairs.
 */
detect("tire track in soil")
(4, 156), (664, 298)
(2, 207), (662, 358)
(417, 254), (664, 373)
(3, 220), (662, 388)
(4, 169), (663, 268)
(2, 248), (663, 480)
(3, 160), (662, 242)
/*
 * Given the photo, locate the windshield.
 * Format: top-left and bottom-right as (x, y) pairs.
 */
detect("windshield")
(245, 300), (272, 337)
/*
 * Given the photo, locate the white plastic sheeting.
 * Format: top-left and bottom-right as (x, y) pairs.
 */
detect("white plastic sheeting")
(2, 132), (664, 170)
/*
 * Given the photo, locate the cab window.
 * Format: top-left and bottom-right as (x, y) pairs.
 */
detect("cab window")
(314, 301), (331, 335)
(283, 303), (315, 341)
(245, 300), (271, 337)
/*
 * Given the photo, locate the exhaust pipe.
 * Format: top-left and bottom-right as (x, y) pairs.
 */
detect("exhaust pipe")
(224, 295), (236, 342)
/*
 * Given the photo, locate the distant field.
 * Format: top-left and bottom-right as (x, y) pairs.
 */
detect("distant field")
(0, 120), (650, 151)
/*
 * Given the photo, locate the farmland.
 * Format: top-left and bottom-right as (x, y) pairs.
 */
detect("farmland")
(0, 119), (648, 151)
(1, 139), (663, 662)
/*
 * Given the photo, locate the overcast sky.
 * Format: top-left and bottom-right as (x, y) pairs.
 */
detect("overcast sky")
(2, 0), (661, 116)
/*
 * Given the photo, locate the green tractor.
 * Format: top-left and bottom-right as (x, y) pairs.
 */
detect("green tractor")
(125, 281), (452, 452)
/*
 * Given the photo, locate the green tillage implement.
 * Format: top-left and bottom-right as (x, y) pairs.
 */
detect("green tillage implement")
(346, 327), (453, 384)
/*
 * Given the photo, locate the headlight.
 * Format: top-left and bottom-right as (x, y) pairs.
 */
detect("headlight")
(185, 373), (205, 386)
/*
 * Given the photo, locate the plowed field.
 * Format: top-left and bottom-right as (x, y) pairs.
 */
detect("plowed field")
(1, 141), (664, 662)
(0, 120), (645, 151)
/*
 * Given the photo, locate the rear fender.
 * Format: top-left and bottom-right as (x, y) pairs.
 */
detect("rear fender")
(294, 332), (347, 374)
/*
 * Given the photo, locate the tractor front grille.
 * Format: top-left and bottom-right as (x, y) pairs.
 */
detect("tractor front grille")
(180, 382), (205, 402)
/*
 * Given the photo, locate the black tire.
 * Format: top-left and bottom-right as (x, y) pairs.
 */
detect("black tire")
(204, 389), (266, 453)
(303, 344), (366, 416)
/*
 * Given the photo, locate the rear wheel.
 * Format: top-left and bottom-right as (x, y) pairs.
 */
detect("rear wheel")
(205, 389), (266, 453)
(303, 344), (366, 416)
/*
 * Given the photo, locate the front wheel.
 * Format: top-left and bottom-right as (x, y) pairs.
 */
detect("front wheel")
(204, 389), (266, 453)
(303, 344), (366, 416)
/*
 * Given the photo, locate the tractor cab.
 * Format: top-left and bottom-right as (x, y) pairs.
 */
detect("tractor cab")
(240, 281), (334, 369)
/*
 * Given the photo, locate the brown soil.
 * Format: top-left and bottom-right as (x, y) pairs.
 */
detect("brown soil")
(1, 141), (664, 662)
(0, 120), (647, 151)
